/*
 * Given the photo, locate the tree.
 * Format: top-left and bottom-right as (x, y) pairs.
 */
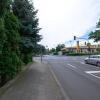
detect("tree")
(13, 0), (41, 64)
(0, 0), (9, 54)
(49, 48), (56, 54)
(0, 0), (10, 16)
(0, 0), (22, 86)
(0, 0), (8, 86)
(0, 0), (42, 86)
(34, 44), (46, 55)
(89, 30), (100, 42)
(56, 44), (65, 52)
(89, 19), (100, 42)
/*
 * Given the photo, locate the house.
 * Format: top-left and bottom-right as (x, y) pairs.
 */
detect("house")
(61, 45), (100, 54)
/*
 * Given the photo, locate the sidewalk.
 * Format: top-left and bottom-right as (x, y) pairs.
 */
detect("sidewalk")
(0, 61), (65, 100)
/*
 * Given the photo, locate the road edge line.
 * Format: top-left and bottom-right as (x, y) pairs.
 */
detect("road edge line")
(48, 63), (70, 100)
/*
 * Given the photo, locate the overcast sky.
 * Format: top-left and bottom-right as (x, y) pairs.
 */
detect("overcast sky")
(33, 0), (100, 48)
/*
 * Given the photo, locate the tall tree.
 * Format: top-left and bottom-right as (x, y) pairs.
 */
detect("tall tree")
(89, 20), (100, 42)
(0, 0), (9, 54)
(0, 0), (10, 86)
(13, 0), (41, 63)
(56, 44), (65, 52)
(89, 30), (100, 42)
(49, 48), (56, 54)
(0, 0), (21, 86)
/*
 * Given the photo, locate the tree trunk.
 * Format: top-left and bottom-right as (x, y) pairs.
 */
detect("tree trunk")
(0, 74), (7, 87)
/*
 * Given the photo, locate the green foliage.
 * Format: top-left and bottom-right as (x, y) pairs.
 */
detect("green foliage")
(5, 12), (20, 47)
(22, 53), (33, 64)
(0, 18), (7, 53)
(0, 0), (42, 86)
(53, 52), (58, 55)
(66, 52), (99, 56)
(49, 48), (56, 54)
(67, 53), (88, 56)
(89, 19), (100, 42)
(0, 4), (22, 85)
(13, 0), (41, 63)
(4, 12), (21, 71)
(0, 50), (21, 76)
(56, 44), (65, 52)
(89, 30), (100, 42)
(0, 0), (11, 17)
(36, 44), (46, 54)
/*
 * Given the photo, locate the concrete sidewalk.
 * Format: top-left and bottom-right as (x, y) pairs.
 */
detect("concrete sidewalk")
(0, 61), (65, 100)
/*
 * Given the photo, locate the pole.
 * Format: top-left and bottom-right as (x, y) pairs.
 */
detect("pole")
(40, 46), (42, 62)
(69, 41), (72, 52)
(87, 42), (91, 58)
(77, 41), (80, 53)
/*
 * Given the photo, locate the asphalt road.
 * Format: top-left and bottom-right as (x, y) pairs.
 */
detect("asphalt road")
(43, 55), (100, 100)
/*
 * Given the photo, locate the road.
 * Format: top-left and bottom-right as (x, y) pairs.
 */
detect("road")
(43, 55), (100, 100)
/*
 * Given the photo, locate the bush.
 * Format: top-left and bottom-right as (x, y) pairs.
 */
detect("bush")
(67, 53), (90, 56)
(53, 52), (58, 55)
(0, 12), (22, 86)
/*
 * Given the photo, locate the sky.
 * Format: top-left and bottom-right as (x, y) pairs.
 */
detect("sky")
(33, 0), (100, 48)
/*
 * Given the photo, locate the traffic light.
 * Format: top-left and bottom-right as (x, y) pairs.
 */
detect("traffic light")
(85, 42), (86, 45)
(87, 43), (91, 47)
(74, 36), (76, 40)
(88, 47), (91, 51)
(76, 41), (80, 52)
(87, 43), (91, 51)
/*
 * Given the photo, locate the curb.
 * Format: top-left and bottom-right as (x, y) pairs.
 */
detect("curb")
(48, 62), (70, 100)
(0, 62), (33, 97)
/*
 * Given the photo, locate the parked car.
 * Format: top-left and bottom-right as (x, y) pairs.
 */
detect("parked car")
(84, 55), (100, 67)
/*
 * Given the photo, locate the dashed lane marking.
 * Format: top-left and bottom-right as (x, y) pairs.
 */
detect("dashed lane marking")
(80, 62), (85, 64)
(67, 64), (77, 69)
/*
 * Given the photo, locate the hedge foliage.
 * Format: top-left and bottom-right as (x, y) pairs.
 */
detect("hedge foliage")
(0, 0), (41, 86)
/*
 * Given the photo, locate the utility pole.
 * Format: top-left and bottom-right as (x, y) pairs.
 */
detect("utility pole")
(87, 42), (91, 58)
(40, 46), (43, 63)
(69, 41), (73, 52)
(76, 41), (80, 53)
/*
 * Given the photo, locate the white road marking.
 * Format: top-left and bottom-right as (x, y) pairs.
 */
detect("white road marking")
(80, 62), (85, 64)
(85, 71), (100, 74)
(49, 65), (70, 100)
(89, 73), (100, 79)
(67, 64), (77, 69)
(85, 71), (100, 79)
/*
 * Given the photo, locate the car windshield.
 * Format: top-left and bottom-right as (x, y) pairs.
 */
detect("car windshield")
(89, 55), (100, 58)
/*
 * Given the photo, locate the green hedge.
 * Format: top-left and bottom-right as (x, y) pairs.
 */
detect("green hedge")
(67, 53), (91, 56)
(66, 52), (100, 56)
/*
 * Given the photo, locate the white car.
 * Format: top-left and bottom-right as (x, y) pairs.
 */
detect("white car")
(84, 55), (100, 67)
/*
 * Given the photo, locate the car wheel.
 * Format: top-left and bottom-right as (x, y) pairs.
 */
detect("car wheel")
(85, 60), (88, 64)
(97, 62), (100, 67)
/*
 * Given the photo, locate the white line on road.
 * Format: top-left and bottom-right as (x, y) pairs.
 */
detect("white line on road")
(85, 71), (100, 79)
(80, 62), (85, 64)
(67, 64), (77, 69)
(89, 73), (100, 79)
(85, 71), (100, 74)
(49, 65), (70, 100)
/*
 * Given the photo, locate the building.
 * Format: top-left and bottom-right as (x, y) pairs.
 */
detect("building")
(61, 45), (100, 54)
